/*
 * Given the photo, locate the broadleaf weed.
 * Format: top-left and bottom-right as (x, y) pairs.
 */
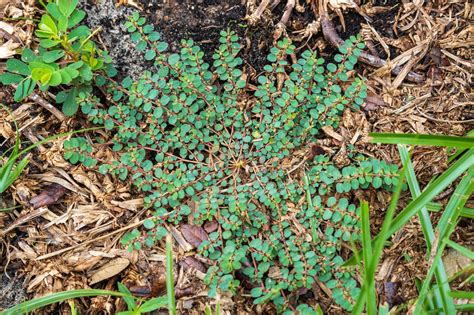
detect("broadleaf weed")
(61, 13), (402, 312)
(0, 0), (115, 116)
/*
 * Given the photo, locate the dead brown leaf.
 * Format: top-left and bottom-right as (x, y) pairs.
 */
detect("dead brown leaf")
(180, 256), (207, 273)
(203, 220), (218, 233)
(29, 183), (67, 209)
(181, 224), (208, 248)
(364, 94), (387, 111)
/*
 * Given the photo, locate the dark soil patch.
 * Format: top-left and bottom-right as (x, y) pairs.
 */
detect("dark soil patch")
(0, 273), (27, 310)
(338, 4), (399, 59)
(81, 0), (401, 80)
(145, 0), (245, 59)
(82, 0), (251, 78)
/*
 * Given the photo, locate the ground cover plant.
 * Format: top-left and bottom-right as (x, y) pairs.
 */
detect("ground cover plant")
(60, 12), (402, 312)
(0, 0), (115, 116)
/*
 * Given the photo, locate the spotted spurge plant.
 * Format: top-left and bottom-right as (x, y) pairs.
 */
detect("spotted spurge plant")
(63, 12), (400, 313)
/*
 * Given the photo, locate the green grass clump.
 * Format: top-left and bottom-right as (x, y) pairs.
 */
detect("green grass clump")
(353, 134), (473, 315)
(62, 13), (401, 312)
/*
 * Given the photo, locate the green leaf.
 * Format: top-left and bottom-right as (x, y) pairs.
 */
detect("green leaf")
(168, 54), (180, 66)
(6, 59), (31, 76)
(104, 119), (114, 130)
(68, 25), (91, 40)
(149, 32), (160, 41)
(42, 50), (65, 63)
(31, 66), (53, 85)
(156, 42), (168, 52)
(58, 0), (79, 17)
(145, 49), (156, 61)
(139, 296), (167, 312)
(48, 71), (62, 86)
(327, 63), (337, 72)
(143, 219), (155, 229)
(46, 3), (62, 21)
(14, 78), (36, 102)
(0, 72), (24, 85)
(62, 88), (78, 116)
(39, 39), (61, 48)
(251, 287), (263, 298)
(372, 177), (382, 189)
(58, 68), (72, 84)
(38, 14), (58, 35)
(57, 15), (69, 32)
(68, 9), (86, 28)
(21, 48), (37, 63)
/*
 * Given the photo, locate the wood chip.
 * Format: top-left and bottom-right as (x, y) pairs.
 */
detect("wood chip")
(89, 257), (130, 285)
(169, 226), (193, 252)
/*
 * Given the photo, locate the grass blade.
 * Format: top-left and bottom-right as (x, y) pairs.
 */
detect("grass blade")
(345, 149), (472, 273)
(386, 148), (473, 238)
(455, 304), (474, 312)
(3, 157), (29, 192)
(414, 167), (474, 313)
(447, 130), (474, 163)
(166, 234), (176, 315)
(369, 133), (474, 148)
(0, 126), (103, 193)
(445, 240), (474, 260)
(448, 262), (474, 283)
(359, 200), (376, 314)
(353, 165), (407, 314)
(117, 282), (137, 310)
(398, 145), (453, 312)
(450, 291), (474, 299)
(424, 202), (473, 219)
(139, 296), (167, 312)
(304, 173), (319, 242)
(0, 289), (127, 315)
(0, 137), (21, 192)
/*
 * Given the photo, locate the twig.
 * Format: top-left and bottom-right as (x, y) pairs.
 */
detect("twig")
(279, 0), (295, 27)
(35, 219), (145, 260)
(248, 0), (272, 24)
(27, 90), (66, 121)
(319, 13), (425, 84)
(0, 208), (49, 236)
(270, 0), (281, 10)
